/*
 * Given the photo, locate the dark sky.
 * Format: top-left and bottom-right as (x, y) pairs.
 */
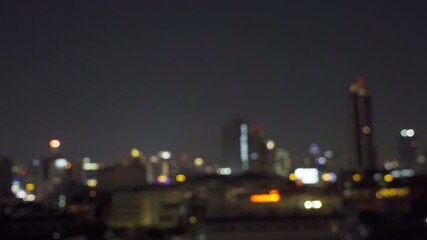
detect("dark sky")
(2, 1), (427, 167)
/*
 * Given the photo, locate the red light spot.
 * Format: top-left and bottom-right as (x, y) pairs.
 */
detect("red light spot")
(356, 76), (365, 86)
(18, 169), (27, 177)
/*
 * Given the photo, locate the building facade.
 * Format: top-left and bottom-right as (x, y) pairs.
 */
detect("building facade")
(348, 77), (377, 171)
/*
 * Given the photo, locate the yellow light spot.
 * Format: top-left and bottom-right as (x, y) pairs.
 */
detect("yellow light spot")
(49, 139), (61, 149)
(352, 173), (362, 182)
(176, 174), (186, 182)
(194, 158), (204, 166)
(25, 183), (35, 191)
(89, 190), (96, 198)
(362, 126), (371, 134)
(65, 162), (72, 170)
(157, 175), (168, 183)
(86, 179), (97, 187)
(131, 148), (140, 158)
(289, 173), (296, 181)
(384, 174), (393, 182)
(375, 192), (383, 199)
(322, 173), (330, 182)
(189, 216), (197, 224)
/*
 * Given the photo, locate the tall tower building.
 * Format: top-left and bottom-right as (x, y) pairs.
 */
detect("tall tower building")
(348, 77), (376, 171)
(222, 119), (250, 174)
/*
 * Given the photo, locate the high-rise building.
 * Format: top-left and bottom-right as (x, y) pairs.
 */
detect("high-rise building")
(249, 125), (274, 175)
(398, 129), (420, 169)
(348, 77), (376, 171)
(222, 119), (250, 174)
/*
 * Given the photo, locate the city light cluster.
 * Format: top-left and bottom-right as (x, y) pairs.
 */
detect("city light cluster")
(217, 167), (232, 175)
(375, 187), (410, 199)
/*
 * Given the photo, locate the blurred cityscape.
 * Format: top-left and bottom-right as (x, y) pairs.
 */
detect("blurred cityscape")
(1, 78), (427, 240)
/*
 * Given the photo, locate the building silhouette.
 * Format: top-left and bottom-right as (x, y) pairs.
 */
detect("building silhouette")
(347, 77), (376, 171)
(222, 119), (250, 174)
(0, 157), (13, 199)
(249, 124), (274, 175)
(398, 129), (420, 169)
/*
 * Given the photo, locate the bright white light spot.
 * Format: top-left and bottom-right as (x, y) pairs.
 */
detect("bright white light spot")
(161, 151), (171, 159)
(11, 185), (20, 193)
(295, 168), (319, 184)
(401, 129), (407, 137)
(312, 200), (322, 209)
(54, 158), (68, 168)
(16, 190), (26, 199)
(266, 140), (275, 150)
(304, 201), (313, 209)
(406, 129), (415, 137)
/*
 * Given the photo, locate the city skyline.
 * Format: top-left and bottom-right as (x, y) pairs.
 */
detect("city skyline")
(2, 1), (427, 165)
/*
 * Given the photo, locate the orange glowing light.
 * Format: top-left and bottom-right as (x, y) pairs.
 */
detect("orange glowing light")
(65, 162), (72, 170)
(250, 189), (281, 203)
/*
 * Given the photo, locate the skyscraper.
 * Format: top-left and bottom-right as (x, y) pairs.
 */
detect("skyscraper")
(222, 119), (250, 174)
(348, 77), (376, 171)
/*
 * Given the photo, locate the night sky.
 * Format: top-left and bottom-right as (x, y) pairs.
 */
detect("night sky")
(2, 1), (427, 167)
